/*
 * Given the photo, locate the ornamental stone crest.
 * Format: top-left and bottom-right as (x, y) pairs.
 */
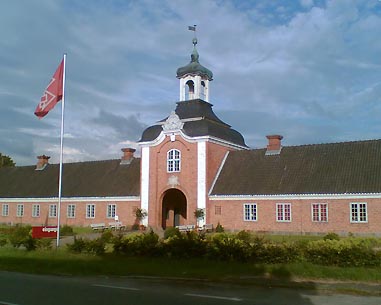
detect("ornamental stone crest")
(167, 175), (179, 187)
(162, 111), (183, 132)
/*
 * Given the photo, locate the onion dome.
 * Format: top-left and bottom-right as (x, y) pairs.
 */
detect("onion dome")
(176, 38), (213, 81)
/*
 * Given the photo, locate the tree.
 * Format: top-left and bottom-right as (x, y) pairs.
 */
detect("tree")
(0, 153), (15, 168)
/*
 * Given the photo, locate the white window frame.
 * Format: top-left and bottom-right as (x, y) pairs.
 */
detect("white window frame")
(243, 203), (257, 221)
(107, 204), (116, 219)
(311, 203), (328, 222)
(350, 202), (368, 223)
(49, 204), (57, 218)
(32, 204), (40, 218)
(167, 149), (181, 172)
(86, 204), (95, 219)
(276, 203), (292, 222)
(2, 204), (9, 216)
(67, 204), (76, 218)
(16, 204), (24, 217)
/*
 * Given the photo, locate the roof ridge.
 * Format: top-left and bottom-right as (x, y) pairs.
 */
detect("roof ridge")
(246, 138), (381, 152)
(8, 158), (141, 168)
(284, 138), (381, 149)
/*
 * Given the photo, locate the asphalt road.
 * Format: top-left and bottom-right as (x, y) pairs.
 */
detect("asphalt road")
(0, 271), (380, 305)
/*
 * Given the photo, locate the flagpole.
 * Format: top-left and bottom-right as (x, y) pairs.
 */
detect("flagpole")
(56, 53), (67, 248)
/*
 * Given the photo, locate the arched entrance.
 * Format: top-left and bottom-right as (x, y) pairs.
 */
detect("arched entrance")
(162, 189), (187, 229)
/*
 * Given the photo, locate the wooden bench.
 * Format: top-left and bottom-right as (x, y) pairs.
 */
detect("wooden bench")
(90, 223), (106, 231)
(203, 224), (214, 232)
(108, 222), (126, 231)
(176, 224), (196, 232)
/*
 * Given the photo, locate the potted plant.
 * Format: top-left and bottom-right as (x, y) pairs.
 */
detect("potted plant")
(134, 207), (148, 230)
(194, 208), (205, 228)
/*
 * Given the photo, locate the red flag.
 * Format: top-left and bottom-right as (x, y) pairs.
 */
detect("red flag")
(34, 59), (64, 118)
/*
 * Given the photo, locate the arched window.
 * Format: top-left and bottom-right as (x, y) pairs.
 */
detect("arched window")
(167, 149), (181, 172)
(185, 80), (194, 100)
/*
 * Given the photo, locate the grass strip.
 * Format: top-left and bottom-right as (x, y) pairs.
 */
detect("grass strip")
(1, 248), (381, 285)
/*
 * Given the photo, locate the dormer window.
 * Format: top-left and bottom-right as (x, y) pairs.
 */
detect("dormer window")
(167, 149), (181, 172)
(186, 80), (194, 100)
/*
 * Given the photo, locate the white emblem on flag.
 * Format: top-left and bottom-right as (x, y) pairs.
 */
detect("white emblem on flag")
(38, 77), (56, 110)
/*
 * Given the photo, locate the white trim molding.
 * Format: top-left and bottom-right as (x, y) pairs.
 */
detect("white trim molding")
(0, 196), (140, 203)
(140, 146), (150, 226)
(209, 193), (381, 201)
(197, 141), (206, 227)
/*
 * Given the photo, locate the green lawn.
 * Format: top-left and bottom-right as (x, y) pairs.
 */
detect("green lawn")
(0, 246), (381, 285)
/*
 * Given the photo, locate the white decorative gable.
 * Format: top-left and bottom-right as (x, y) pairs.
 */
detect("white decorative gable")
(162, 111), (184, 132)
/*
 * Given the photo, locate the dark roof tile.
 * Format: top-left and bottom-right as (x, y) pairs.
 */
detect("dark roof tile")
(211, 139), (381, 195)
(0, 158), (140, 198)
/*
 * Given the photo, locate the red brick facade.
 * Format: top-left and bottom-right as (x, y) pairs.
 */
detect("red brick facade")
(208, 197), (381, 235)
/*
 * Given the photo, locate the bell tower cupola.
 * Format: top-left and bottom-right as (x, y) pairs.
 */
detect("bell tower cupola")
(176, 27), (213, 102)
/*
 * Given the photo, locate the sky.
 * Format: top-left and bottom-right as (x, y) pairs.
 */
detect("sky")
(1, 0), (381, 166)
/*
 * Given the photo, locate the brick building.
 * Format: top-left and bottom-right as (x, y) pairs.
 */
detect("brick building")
(1, 38), (381, 235)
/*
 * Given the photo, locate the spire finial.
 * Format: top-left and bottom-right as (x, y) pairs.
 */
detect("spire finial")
(188, 25), (199, 62)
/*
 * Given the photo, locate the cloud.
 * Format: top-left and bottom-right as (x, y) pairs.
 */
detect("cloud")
(1, 0), (381, 165)
(300, 0), (314, 8)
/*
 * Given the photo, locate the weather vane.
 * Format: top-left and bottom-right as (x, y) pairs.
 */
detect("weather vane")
(188, 24), (197, 46)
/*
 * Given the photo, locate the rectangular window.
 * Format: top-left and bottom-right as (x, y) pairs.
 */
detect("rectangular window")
(67, 204), (76, 218)
(243, 203), (257, 221)
(215, 206), (222, 215)
(350, 202), (367, 223)
(32, 204), (40, 217)
(276, 203), (291, 222)
(167, 149), (181, 172)
(16, 204), (24, 217)
(2, 204), (9, 216)
(49, 204), (57, 218)
(86, 204), (95, 218)
(107, 204), (116, 218)
(312, 203), (328, 222)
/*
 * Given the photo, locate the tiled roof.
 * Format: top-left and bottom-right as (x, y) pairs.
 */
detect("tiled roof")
(211, 139), (381, 195)
(0, 158), (140, 198)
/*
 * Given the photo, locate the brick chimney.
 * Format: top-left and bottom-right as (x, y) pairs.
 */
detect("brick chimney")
(265, 135), (283, 155)
(120, 148), (136, 165)
(35, 155), (50, 170)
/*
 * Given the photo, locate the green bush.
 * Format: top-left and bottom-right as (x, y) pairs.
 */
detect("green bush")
(86, 238), (106, 255)
(0, 237), (7, 247)
(36, 238), (53, 250)
(236, 230), (252, 243)
(23, 235), (37, 251)
(164, 227), (181, 239)
(207, 233), (250, 262)
(67, 237), (105, 255)
(8, 225), (32, 248)
(112, 234), (127, 254)
(215, 222), (224, 233)
(163, 231), (206, 258)
(60, 225), (74, 236)
(323, 232), (340, 241)
(100, 230), (114, 243)
(113, 230), (159, 257)
(257, 242), (301, 264)
(67, 237), (87, 253)
(304, 238), (381, 267)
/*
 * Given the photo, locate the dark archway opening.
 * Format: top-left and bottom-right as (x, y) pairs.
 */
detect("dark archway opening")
(185, 80), (194, 100)
(162, 189), (187, 229)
